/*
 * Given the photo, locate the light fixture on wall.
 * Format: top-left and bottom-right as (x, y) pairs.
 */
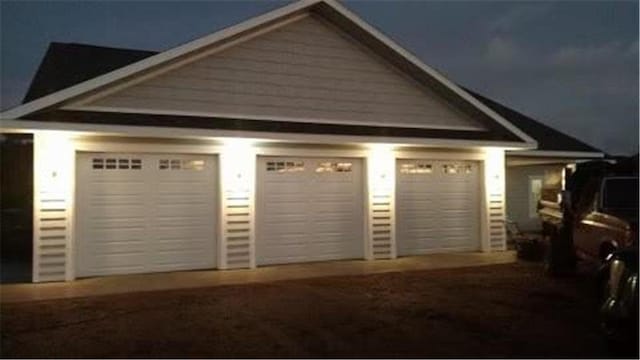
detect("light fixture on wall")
(221, 138), (255, 195)
(368, 144), (395, 195)
(483, 147), (505, 194)
(36, 132), (73, 198)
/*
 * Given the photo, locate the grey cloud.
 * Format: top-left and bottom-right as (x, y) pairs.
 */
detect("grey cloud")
(549, 40), (638, 68)
(483, 36), (521, 66)
(488, 4), (552, 33)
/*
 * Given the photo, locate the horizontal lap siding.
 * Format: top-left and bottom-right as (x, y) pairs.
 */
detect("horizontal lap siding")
(88, 15), (485, 131)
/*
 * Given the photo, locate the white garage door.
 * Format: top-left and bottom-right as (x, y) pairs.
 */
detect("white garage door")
(76, 153), (217, 277)
(257, 157), (364, 265)
(397, 159), (481, 255)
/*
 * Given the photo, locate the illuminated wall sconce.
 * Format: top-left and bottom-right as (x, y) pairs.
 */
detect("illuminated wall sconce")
(368, 144), (395, 195)
(36, 132), (73, 198)
(484, 148), (505, 195)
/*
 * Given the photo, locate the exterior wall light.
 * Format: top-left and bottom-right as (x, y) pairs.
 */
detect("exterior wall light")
(366, 144), (396, 260)
(219, 139), (256, 269)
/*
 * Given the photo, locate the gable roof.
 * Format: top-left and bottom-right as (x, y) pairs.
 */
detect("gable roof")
(465, 90), (602, 155)
(19, 41), (603, 155)
(23, 43), (156, 103)
(0, 0), (534, 146)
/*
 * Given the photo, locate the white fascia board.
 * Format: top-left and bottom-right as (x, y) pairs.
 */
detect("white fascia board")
(0, 119), (532, 149)
(0, 0), (322, 120)
(506, 150), (604, 158)
(324, 0), (538, 147)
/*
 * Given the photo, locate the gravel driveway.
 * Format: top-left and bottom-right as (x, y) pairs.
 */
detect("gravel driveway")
(0, 262), (629, 358)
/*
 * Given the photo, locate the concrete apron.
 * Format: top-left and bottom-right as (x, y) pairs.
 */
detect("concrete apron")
(0, 251), (516, 303)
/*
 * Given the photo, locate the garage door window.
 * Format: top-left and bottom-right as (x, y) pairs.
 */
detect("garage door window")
(316, 162), (352, 173)
(92, 157), (142, 170)
(443, 164), (472, 174)
(400, 163), (432, 174)
(159, 159), (205, 171)
(266, 161), (304, 173)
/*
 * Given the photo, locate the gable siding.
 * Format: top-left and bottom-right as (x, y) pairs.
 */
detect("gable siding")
(83, 15), (485, 131)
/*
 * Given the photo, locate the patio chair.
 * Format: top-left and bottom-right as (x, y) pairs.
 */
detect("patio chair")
(505, 219), (544, 261)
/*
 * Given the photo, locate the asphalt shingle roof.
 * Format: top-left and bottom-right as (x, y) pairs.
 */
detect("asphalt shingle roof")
(465, 89), (601, 153)
(22, 42), (157, 103)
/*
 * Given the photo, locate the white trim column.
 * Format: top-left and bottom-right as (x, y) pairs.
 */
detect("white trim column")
(482, 148), (507, 252)
(365, 145), (396, 260)
(33, 132), (75, 282)
(218, 141), (256, 269)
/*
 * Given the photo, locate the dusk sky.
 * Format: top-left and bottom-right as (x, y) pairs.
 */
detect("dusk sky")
(1, 1), (638, 155)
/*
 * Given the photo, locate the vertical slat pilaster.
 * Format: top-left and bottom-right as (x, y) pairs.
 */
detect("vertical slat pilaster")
(366, 147), (396, 260)
(219, 143), (256, 269)
(33, 132), (74, 282)
(483, 149), (506, 252)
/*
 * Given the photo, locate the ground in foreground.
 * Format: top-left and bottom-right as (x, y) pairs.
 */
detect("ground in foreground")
(0, 262), (633, 358)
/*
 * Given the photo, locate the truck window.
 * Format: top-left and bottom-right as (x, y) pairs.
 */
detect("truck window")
(602, 178), (639, 210)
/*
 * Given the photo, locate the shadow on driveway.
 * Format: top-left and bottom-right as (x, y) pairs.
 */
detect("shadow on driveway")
(1, 262), (633, 358)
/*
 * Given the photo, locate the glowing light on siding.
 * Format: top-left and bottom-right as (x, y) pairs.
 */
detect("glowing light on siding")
(366, 144), (396, 259)
(33, 131), (75, 282)
(35, 132), (74, 200)
(368, 144), (395, 194)
(220, 139), (255, 195)
(484, 148), (505, 195)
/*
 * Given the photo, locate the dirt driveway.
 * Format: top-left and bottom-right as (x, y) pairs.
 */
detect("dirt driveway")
(0, 262), (630, 358)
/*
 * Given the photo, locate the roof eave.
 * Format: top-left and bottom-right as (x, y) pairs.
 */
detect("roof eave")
(506, 149), (605, 159)
(0, 118), (534, 150)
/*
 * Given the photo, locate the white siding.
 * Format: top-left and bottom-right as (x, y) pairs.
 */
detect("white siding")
(506, 164), (564, 232)
(32, 133), (75, 282)
(83, 15), (485, 131)
(218, 148), (256, 270)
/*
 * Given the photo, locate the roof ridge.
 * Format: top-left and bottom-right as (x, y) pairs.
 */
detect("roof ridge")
(50, 41), (159, 54)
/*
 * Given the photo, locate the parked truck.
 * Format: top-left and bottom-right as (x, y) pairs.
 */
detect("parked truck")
(538, 157), (638, 275)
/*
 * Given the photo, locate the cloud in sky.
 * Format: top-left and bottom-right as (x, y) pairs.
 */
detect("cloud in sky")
(484, 36), (521, 66)
(1, 0), (638, 155)
(487, 4), (553, 34)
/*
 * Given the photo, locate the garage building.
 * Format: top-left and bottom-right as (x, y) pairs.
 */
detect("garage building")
(0, 0), (536, 282)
